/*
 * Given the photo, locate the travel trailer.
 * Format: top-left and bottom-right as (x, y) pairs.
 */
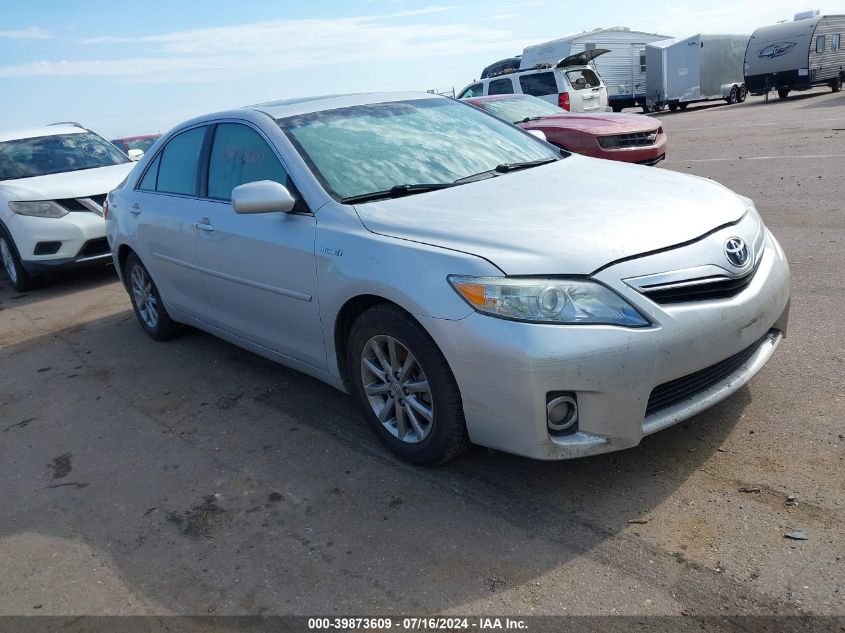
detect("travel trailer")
(519, 27), (672, 111)
(646, 34), (750, 111)
(744, 12), (845, 97)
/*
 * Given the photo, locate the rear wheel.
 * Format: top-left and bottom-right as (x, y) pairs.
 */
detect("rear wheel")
(0, 228), (35, 292)
(668, 102), (679, 112)
(611, 104), (623, 113)
(832, 77), (842, 93)
(778, 87), (790, 100)
(348, 304), (469, 465)
(124, 252), (183, 341)
(738, 84), (748, 102)
(679, 103), (689, 111)
(728, 86), (739, 104)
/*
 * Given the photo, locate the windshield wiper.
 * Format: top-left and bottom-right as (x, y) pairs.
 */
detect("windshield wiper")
(516, 116), (544, 123)
(341, 183), (456, 204)
(494, 157), (559, 173)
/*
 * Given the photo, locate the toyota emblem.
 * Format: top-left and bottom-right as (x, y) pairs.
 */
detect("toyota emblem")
(724, 237), (750, 268)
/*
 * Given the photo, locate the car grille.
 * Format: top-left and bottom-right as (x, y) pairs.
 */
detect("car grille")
(56, 194), (107, 215)
(78, 237), (109, 258)
(645, 330), (775, 416)
(597, 130), (659, 149)
(639, 266), (758, 304)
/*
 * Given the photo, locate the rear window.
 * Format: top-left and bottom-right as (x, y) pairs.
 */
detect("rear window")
(488, 78), (514, 95)
(518, 72), (558, 97)
(458, 83), (484, 99)
(566, 69), (601, 90)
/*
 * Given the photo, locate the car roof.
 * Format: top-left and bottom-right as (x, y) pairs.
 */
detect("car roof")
(0, 124), (86, 143)
(245, 92), (445, 119)
(112, 134), (161, 142)
(466, 95), (531, 103)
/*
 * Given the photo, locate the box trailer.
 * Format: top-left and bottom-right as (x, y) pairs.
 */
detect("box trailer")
(745, 12), (845, 98)
(646, 34), (750, 111)
(519, 27), (672, 111)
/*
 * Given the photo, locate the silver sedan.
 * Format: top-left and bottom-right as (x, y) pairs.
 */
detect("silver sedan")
(106, 92), (790, 464)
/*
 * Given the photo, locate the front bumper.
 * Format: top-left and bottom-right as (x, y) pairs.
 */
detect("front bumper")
(5, 211), (110, 275)
(588, 133), (668, 165)
(420, 226), (790, 460)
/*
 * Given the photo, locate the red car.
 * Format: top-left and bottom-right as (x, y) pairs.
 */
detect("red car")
(110, 134), (161, 159)
(466, 94), (667, 165)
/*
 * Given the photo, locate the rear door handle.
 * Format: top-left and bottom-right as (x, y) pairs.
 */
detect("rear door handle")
(129, 203), (141, 215)
(193, 219), (215, 232)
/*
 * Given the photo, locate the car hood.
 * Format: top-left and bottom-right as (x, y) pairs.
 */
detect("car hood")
(521, 113), (659, 135)
(0, 163), (135, 200)
(353, 155), (749, 275)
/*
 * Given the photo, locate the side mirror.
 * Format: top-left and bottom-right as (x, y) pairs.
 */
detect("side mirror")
(127, 148), (144, 161)
(527, 129), (547, 142)
(232, 180), (296, 214)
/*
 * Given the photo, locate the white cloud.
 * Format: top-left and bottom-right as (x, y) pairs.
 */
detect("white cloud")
(0, 26), (52, 39)
(0, 9), (517, 83)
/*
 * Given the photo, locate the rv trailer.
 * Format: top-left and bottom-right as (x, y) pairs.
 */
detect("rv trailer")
(646, 34), (750, 112)
(519, 27), (672, 111)
(744, 12), (845, 98)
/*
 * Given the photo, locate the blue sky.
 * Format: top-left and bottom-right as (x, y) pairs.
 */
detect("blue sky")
(0, 0), (832, 137)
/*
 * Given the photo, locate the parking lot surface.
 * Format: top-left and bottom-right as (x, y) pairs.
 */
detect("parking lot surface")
(0, 88), (842, 618)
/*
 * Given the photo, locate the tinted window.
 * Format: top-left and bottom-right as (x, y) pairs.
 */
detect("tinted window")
(111, 140), (129, 153)
(156, 127), (206, 196)
(640, 51), (647, 73)
(207, 123), (287, 201)
(566, 69), (601, 90)
(833, 34), (841, 51)
(488, 78), (514, 95)
(280, 98), (559, 201)
(817, 35), (826, 53)
(458, 83), (484, 98)
(518, 72), (558, 97)
(0, 132), (129, 181)
(138, 153), (161, 191)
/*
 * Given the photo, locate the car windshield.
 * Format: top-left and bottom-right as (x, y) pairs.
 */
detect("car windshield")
(475, 96), (566, 123)
(0, 132), (129, 181)
(278, 98), (560, 201)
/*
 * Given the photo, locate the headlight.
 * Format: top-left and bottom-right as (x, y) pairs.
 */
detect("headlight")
(449, 276), (650, 327)
(8, 201), (68, 218)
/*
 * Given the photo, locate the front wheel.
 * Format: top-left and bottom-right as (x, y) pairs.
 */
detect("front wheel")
(0, 229), (35, 292)
(728, 86), (739, 104)
(778, 87), (790, 100)
(124, 252), (183, 341)
(668, 102), (679, 112)
(832, 77), (842, 93)
(348, 304), (469, 465)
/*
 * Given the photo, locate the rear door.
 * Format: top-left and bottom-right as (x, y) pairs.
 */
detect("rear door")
(193, 121), (326, 370)
(562, 66), (608, 111)
(131, 125), (209, 318)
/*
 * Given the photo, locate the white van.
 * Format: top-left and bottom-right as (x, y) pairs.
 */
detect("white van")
(458, 50), (610, 113)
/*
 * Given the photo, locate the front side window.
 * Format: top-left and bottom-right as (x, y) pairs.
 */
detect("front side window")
(155, 126), (206, 196)
(488, 78), (514, 95)
(138, 153), (161, 191)
(518, 72), (558, 97)
(566, 69), (601, 90)
(474, 95), (565, 123)
(0, 132), (129, 181)
(207, 123), (288, 201)
(458, 83), (484, 99)
(279, 98), (560, 201)
(817, 35), (826, 53)
(833, 34), (841, 51)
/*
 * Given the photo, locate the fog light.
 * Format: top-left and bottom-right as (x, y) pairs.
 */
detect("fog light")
(547, 394), (578, 434)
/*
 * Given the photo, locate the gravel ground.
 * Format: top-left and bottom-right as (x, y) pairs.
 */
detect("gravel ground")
(0, 88), (842, 620)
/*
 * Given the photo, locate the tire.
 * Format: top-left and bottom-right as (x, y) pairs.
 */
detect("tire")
(124, 252), (183, 341)
(0, 228), (36, 292)
(611, 104), (623, 113)
(728, 86), (738, 104)
(832, 77), (842, 93)
(778, 87), (790, 100)
(739, 85), (748, 102)
(347, 304), (469, 465)
(668, 102), (679, 112)
(679, 103), (689, 111)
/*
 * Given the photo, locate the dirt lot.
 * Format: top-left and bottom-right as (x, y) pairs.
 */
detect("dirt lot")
(0, 88), (842, 619)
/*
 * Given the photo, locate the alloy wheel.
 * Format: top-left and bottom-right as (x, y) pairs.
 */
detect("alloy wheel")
(130, 264), (159, 329)
(360, 335), (434, 443)
(0, 238), (18, 285)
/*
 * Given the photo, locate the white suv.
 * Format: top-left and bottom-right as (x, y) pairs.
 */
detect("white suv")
(458, 50), (610, 113)
(0, 124), (134, 290)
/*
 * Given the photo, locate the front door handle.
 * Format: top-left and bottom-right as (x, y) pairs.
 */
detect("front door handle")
(193, 218), (215, 232)
(129, 203), (141, 216)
